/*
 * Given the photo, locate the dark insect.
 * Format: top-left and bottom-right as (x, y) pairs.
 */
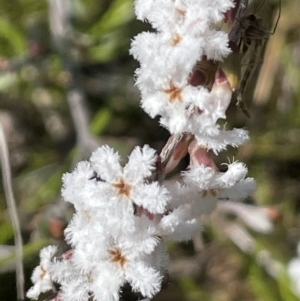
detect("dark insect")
(230, 0), (281, 117)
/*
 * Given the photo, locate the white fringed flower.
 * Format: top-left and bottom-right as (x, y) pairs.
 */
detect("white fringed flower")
(26, 246), (57, 300)
(183, 161), (248, 190)
(89, 145), (170, 215)
(49, 242), (162, 301)
(164, 167), (255, 219)
(195, 128), (249, 153)
(62, 145), (171, 243)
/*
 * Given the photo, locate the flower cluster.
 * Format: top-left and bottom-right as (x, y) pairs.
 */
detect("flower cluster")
(130, 0), (248, 152)
(27, 0), (256, 300)
(27, 143), (254, 300)
(27, 146), (172, 300)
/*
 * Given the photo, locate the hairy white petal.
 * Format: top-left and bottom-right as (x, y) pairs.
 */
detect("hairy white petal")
(124, 145), (157, 181)
(125, 263), (162, 298)
(26, 246), (57, 299)
(90, 145), (122, 182)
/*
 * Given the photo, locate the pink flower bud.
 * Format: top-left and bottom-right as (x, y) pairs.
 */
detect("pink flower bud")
(165, 134), (193, 174)
(209, 68), (233, 115)
(188, 139), (218, 170)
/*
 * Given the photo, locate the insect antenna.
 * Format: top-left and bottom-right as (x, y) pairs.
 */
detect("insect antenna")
(248, 0), (281, 35)
(270, 0), (281, 35)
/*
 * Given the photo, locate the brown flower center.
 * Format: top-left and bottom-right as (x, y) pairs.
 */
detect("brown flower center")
(202, 189), (217, 197)
(109, 248), (128, 269)
(172, 33), (182, 46)
(112, 178), (132, 198)
(164, 80), (183, 103)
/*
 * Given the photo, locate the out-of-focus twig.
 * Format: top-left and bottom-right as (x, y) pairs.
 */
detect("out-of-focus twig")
(48, 0), (100, 159)
(0, 123), (24, 300)
(67, 89), (100, 158)
(74, 0), (113, 30)
(48, 0), (72, 46)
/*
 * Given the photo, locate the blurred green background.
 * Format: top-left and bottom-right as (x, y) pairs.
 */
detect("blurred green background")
(0, 0), (300, 300)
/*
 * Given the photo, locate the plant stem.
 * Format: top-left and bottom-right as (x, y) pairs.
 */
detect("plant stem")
(0, 123), (24, 300)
